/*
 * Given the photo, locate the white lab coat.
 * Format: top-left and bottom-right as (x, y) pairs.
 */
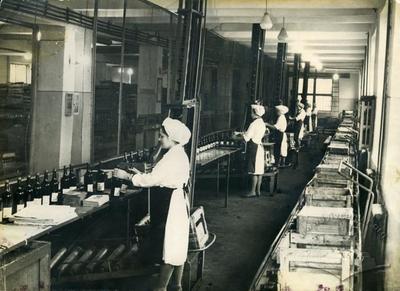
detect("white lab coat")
(243, 118), (267, 174)
(275, 115), (288, 157)
(295, 109), (307, 140)
(131, 145), (190, 266)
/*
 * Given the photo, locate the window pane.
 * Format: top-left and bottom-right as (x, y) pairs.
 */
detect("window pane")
(316, 95), (332, 111)
(317, 78), (332, 94)
(298, 78), (314, 94)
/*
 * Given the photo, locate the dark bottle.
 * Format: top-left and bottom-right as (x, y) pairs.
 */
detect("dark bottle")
(60, 166), (70, 194)
(41, 170), (51, 205)
(33, 173), (42, 205)
(50, 169), (60, 204)
(96, 163), (106, 193)
(25, 175), (35, 207)
(2, 180), (13, 223)
(69, 165), (77, 191)
(16, 178), (26, 212)
(111, 176), (122, 197)
(84, 164), (94, 194)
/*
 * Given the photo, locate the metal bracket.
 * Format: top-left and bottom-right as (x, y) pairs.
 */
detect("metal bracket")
(338, 159), (374, 242)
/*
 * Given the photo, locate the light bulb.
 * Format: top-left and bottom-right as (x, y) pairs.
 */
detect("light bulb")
(36, 30), (42, 41)
(333, 73), (339, 80)
(260, 12), (273, 30)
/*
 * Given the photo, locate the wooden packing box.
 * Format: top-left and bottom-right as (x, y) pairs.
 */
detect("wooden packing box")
(278, 247), (353, 291)
(289, 231), (353, 249)
(312, 174), (352, 189)
(297, 206), (354, 236)
(0, 241), (51, 291)
(328, 143), (350, 155)
(305, 186), (352, 208)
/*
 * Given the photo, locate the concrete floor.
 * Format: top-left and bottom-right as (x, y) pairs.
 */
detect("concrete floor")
(194, 146), (324, 291)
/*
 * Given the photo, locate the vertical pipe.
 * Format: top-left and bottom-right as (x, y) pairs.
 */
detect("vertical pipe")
(365, 32), (370, 96)
(290, 53), (301, 116)
(90, 0), (98, 162)
(117, 0), (127, 155)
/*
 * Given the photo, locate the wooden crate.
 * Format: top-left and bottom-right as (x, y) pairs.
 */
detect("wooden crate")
(328, 143), (350, 155)
(289, 232), (353, 249)
(278, 247), (353, 291)
(297, 206), (353, 236)
(0, 241), (51, 291)
(305, 186), (352, 208)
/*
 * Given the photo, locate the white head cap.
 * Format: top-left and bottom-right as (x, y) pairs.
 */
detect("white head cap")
(275, 105), (289, 115)
(162, 117), (191, 146)
(251, 104), (266, 117)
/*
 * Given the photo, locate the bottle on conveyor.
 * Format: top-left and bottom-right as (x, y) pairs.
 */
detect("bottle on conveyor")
(56, 246), (83, 276)
(60, 166), (70, 196)
(50, 169), (60, 205)
(96, 162), (106, 193)
(68, 165), (77, 191)
(98, 244), (126, 272)
(25, 175), (35, 207)
(84, 247), (109, 273)
(84, 163), (94, 195)
(69, 248), (95, 274)
(50, 247), (67, 270)
(33, 174), (42, 205)
(2, 180), (13, 223)
(15, 178), (26, 212)
(41, 170), (51, 205)
(113, 243), (139, 270)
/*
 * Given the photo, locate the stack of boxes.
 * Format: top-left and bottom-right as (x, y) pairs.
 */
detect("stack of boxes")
(277, 114), (359, 291)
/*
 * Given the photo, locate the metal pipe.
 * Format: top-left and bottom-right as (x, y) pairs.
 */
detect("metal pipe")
(56, 247), (82, 275)
(98, 244), (126, 272)
(90, 0), (98, 163)
(116, 0), (127, 156)
(69, 248), (94, 274)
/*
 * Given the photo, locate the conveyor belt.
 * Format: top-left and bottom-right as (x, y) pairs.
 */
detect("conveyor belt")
(249, 115), (362, 291)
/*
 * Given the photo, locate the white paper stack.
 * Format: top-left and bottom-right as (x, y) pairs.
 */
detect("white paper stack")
(83, 194), (109, 207)
(12, 205), (78, 226)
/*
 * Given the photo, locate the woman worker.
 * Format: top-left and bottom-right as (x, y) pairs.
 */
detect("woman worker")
(113, 117), (191, 291)
(265, 105), (289, 167)
(234, 104), (267, 198)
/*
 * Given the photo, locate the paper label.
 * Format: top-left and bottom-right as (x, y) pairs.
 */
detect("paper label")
(3, 207), (12, 218)
(42, 195), (50, 205)
(17, 204), (25, 212)
(97, 182), (105, 192)
(87, 184), (93, 193)
(27, 201), (35, 207)
(114, 187), (121, 197)
(51, 192), (59, 203)
(34, 198), (42, 205)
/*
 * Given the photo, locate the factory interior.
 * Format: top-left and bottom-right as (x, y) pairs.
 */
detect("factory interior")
(0, 0), (400, 290)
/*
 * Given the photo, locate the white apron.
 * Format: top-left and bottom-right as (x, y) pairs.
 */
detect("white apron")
(163, 188), (190, 266)
(254, 143), (265, 175)
(281, 133), (288, 157)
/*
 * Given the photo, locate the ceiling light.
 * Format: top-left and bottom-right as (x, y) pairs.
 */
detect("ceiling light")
(118, 67), (122, 73)
(260, 12), (273, 30)
(260, 0), (273, 30)
(301, 62), (305, 69)
(277, 17), (288, 42)
(333, 73), (340, 80)
(127, 68), (134, 75)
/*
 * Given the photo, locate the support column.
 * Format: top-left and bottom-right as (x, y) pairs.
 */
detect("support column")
(301, 61), (310, 104)
(249, 24), (265, 102)
(30, 25), (93, 172)
(136, 44), (163, 148)
(272, 42), (287, 105)
(290, 53), (301, 116)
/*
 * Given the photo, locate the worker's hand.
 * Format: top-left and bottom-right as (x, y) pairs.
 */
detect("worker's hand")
(113, 168), (132, 181)
(128, 167), (142, 174)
